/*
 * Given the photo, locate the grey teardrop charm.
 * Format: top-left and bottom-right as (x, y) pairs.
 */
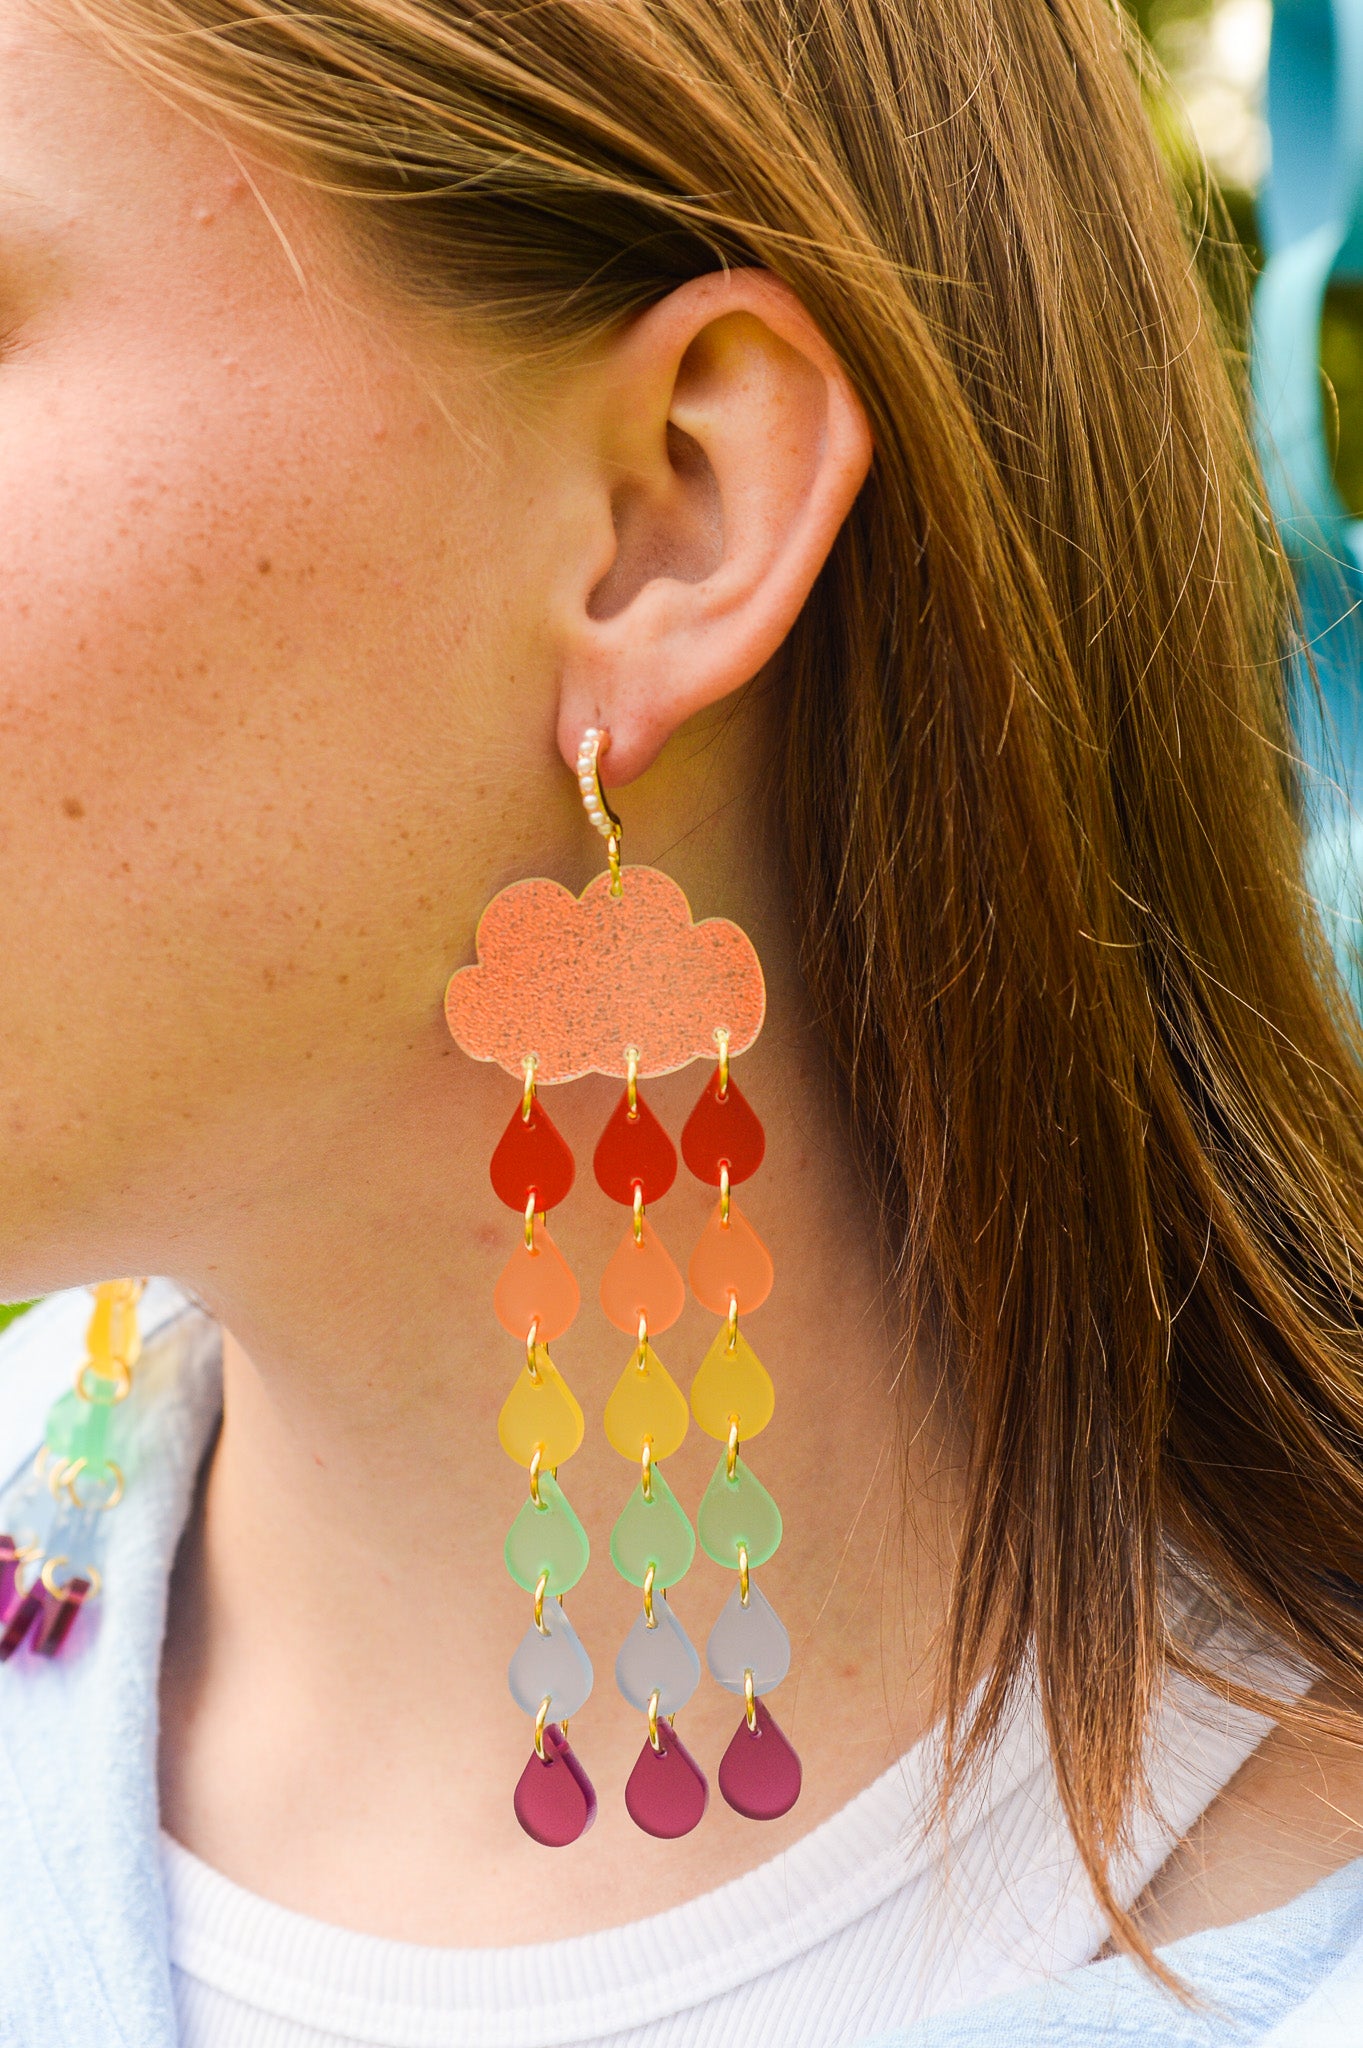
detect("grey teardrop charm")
(615, 1594), (701, 1714)
(508, 1596), (594, 1721)
(706, 1580), (791, 1697)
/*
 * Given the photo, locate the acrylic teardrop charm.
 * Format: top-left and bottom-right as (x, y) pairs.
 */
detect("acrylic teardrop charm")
(697, 1451), (782, 1570)
(600, 1219), (686, 1336)
(706, 1581), (791, 1696)
(610, 1466), (696, 1588)
(604, 1342), (689, 1462)
(490, 1098), (575, 1213)
(594, 1089), (678, 1205)
(498, 1347), (585, 1469)
(514, 1722), (598, 1847)
(0, 1539), (22, 1625)
(508, 1595), (594, 1721)
(505, 1472), (591, 1595)
(688, 1200), (774, 1317)
(681, 1070), (766, 1185)
(494, 1227), (580, 1343)
(32, 1577), (93, 1659)
(86, 1279), (141, 1375)
(689, 1327), (775, 1444)
(625, 1723), (709, 1839)
(616, 1594), (701, 1713)
(718, 1699), (802, 1820)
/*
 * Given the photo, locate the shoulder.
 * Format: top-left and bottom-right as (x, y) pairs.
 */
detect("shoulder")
(1132, 1703), (1363, 1945)
(865, 1855), (1363, 2046)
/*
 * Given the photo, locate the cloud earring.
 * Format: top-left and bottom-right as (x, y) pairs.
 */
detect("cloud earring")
(446, 728), (767, 1844)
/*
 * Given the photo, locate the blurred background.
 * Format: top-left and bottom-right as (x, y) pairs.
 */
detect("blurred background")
(1136, 0), (1363, 509)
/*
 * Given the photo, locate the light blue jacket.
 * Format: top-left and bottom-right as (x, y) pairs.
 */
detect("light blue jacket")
(2, 1285), (1363, 2047)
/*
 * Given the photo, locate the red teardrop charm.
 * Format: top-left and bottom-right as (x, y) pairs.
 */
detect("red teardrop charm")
(681, 1071), (765, 1186)
(490, 1098), (575, 1214)
(513, 1723), (598, 1846)
(593, 1089), (678, 1205)
(717, 1700), (802, 1820)
(624, 1724), (709, 1838)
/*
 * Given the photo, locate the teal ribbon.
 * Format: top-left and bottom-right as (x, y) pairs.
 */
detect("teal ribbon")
(1253, 0), (1363, 995)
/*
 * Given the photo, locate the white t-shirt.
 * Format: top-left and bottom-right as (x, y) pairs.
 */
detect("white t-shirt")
(162, 1659), (1286, 2048)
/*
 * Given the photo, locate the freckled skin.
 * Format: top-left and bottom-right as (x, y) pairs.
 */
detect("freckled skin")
(0, 0), (959, 1944)
(0, 0), (579, 1290)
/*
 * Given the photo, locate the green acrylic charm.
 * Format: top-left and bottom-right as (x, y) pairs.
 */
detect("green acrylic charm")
(698, 1450), (783, 1569)
(504, 1471), (590, 1595)
(609, 1465), (695, 1589)
(43, 1388), (122, 1472)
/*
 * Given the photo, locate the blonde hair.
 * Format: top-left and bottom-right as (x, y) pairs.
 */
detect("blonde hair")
(75, 0), (1363, 1968)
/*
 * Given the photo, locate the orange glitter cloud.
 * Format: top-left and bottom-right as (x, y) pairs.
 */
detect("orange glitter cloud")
(444, 866), (766, 1083)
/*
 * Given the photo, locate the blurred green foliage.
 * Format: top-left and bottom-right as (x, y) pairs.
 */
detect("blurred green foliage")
(1323, 287), (1363, 516)
(0, 1303), (34, 1336)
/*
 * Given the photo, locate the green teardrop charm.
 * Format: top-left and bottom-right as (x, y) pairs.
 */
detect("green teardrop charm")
(505, 1472), (591, 1595)
(43, 1387), (131, 1477)
(609, 1466), (695, 1589)
(698, 1451), (783, 1569)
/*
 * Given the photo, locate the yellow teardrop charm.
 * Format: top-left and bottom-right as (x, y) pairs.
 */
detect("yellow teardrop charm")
(689, 1326), (775, 1444)
(498, 1346), (585, 1469)
(604, 1342), (689, 1462)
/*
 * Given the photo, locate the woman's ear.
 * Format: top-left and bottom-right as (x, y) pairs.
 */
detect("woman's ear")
(553, 269), (873, 785)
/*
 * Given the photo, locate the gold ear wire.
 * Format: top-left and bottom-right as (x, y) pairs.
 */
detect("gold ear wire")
(576, 727), (623, 896)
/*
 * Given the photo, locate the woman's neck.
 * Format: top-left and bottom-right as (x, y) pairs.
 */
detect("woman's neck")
(156, 719), (963, 1942)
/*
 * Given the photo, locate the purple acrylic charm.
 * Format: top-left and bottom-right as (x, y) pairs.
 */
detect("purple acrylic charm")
(717, 1699), (802, 1820)
(32, 1578), (91, 1658)
(0, 1569), (92, 1663)
(0, 1537), (22, 1624)
(513, 1722), (598, 1847)
(624, 1723), (708, 1839)
(0, 1582), (42, 1661)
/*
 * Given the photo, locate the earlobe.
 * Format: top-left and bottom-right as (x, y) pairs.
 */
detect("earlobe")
(555, 271), (872, 785)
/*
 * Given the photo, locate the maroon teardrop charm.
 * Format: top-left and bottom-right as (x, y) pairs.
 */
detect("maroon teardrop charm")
(32, 1577), (92, 1658)
(718, 1700), (802, 1820)
(593, 1088), (678, 1205)
(681, 1071), (765, 1186)
(0, 1537), (22, 1623)
(513, 1723), (598, 1846)
(624, 1723), (709, 1839)
(490, 1098), (575, 1214)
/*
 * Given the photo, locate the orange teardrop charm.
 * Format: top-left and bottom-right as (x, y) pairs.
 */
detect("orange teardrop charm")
(600, 1219), (686, 1336)
(688, 1199), (773, 1317)
(494, 1226), (580, 1342)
